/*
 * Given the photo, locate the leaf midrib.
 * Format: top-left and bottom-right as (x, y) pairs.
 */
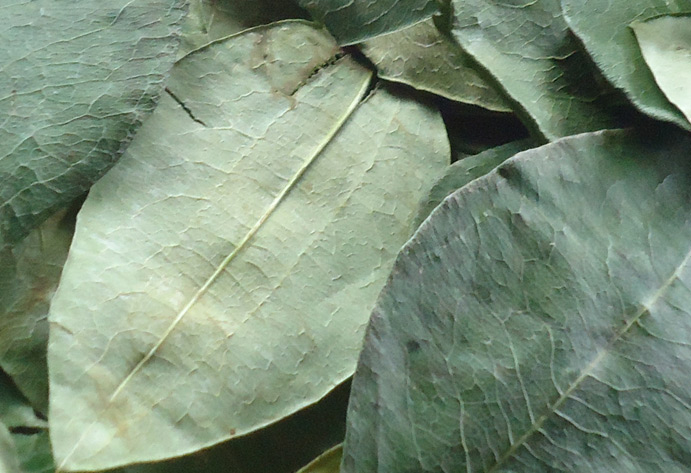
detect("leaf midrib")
(486, 243), (691, 472)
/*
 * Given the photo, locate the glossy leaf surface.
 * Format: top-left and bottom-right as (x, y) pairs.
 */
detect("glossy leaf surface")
(343, 128), (691, 472)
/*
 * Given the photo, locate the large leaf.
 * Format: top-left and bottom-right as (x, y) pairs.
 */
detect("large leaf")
(48, 21), (449, 471)
(562, 0), (691, 130)
(631, 14), (691, 125)
(179, 0), (308, 57)
(450, 0), (618, 140)
(0, 205), (77, 413)
(295, 0), (438, 45)
(0, 0), (186, 248)
(342, 128), (691, 472)
(360, 19), (512, 112)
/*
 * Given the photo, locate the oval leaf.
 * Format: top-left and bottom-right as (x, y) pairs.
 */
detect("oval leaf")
(360, 19), (512, 112)
(562, 0), (691, 130)
(450, 0), (619, 140)
(48, 22), (449, 470)
(342, 128), (691, 472)
(0, 0), (186, 247)
(631, 14), (691, 125)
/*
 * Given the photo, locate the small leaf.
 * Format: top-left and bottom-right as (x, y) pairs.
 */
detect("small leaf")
(0, 0), (186, 248)
(0, 204), (77, 413)
(296, 0), (439, 45)
(450, 0), (619, 140)
(631, 14), (691, 125)
(360, 19), (512, 112)
(414, 139), (532, 227)
(296, 444), (343, 473)
(342, 128), (691, 472)
(48, 22), (449, 470)
(562, 0), (691, 130)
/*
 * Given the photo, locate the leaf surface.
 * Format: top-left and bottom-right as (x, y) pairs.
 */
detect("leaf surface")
(0, 0), (185, 248)
(342, 128), (691, 472)
(0, 421), (21, 473)
(296, 444), (343, 473)
(296, 0), (438, 45)
(0, 206), (76, 413)
(562, 0), (691, 130)
(631, 14), (691, 125)
(360, 19), (511, 112)
(450, 0), (618, 140)
(48, 22), (449, 471)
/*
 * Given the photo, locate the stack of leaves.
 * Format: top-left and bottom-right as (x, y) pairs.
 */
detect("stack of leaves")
(1, 0), (690, 472)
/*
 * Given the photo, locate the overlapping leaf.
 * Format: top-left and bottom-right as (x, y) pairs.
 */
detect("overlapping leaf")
(296, 445), (342, 473)
(48, 21), (448, 470)
(295, 0), (438, 45)
(343, 128), (691, 472)
(450, 0), (618, 140)
(360, 19), (511, 112)
(631, 14), (691, 124)
(562, 0), (691, 129)
(0, 0), (186, 249)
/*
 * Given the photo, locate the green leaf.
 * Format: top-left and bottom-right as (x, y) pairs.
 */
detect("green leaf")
(631, 14), (691, 125)
(48, 21), (449, 471)
(296, 0), (439, 45)
(413, 139), (532, 228)
(360, 19), (512, 112)
(0, 205), (76, 413)
(0, 421), (22, 473)
(562, 0), (691, 130)
(296, 444), (342, 473)
(450, 0), (619, 140)
(0, 371), (46, 431)
(0, 0), (186, 248)
(179, 0), (308, 57)
(342, 128), (691, 472)
(13, 432), (53, 473)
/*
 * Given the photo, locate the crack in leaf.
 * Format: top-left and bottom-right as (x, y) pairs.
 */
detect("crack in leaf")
(165, 87), (208, 126)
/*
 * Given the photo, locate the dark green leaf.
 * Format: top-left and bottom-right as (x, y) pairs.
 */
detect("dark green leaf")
(343, 128), (691, 472)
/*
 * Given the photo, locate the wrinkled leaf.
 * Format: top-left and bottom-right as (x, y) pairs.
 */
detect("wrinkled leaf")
(0, 421), (21, 473)
(414, 139), (532, 227)
(0, 205), (77, 413)
(179, 0), (308, 57)
(450, 0), (618, 140)
(343, 128), (691, 472)
(631, 14), (691, 125)
(296, 0), (438, 45)
(360, 19), (511, 112)
(0, 0), (186, 248)
(48, 22), (449, 471)
(296, 444), (342, 473)
(562, 0), (691, 130)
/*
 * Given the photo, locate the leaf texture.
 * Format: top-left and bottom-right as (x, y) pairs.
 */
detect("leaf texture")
(360, 19), (512, 112)
(48, 22), (449, 470)
(631, 14), (691, 125)
(342, 128), (691, 472)
(296, 0), (438, 45)
(0, 0), (186, 248)
(562, 0), (691, 130)
(450, 0), (618, 140)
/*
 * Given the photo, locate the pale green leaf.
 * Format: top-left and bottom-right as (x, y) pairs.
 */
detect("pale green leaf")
(0, 0), (186, 248)
(414, 139), (532, 227)
(0, 206), (76, 413)
(360, 19), (511, 112)
(296, 444), (342, 473)
(343, 128), (691, 472)
(296, 0), (439, 45)
(450, 0), (619, 140)
(562, 0), (691, 130)
(631, 14), (691, 125)
(0, 421), (21, 473)
(179, 0), (308, 57)
(48, 22), (449, 471)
